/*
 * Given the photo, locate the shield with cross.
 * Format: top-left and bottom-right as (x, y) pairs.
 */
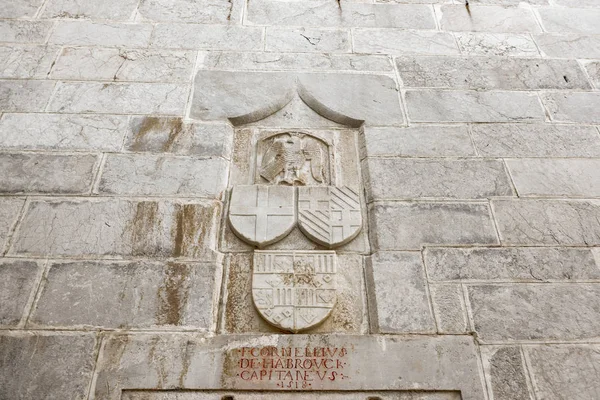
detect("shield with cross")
(297, 186), (362, 248)
(228, 185), (296, 247)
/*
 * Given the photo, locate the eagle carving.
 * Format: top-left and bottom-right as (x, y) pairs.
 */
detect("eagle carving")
(259, 132), (326, 186)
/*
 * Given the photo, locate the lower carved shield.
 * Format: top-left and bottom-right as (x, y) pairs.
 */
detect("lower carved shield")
(298, 186), (362, 248)
(252, 250), (337, 332)
(228, 185), (296, 248)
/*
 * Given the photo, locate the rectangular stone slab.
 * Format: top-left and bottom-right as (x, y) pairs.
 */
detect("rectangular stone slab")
(123, 391), (461, 400)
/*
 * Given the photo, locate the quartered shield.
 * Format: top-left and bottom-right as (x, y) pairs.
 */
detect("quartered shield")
(228, 185), (295, 247)
(297, 186), (362, 248)
(252, 251), (337, 332)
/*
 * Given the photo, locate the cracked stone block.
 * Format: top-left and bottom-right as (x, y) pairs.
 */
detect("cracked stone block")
(538, 7), (600, 34)
(456, 32), (540, 56)
(582, 60), (600, 88)
(0, 0), (44, 17)
(0, 153), (98, 194)
(0, 20), (53, 44)
(49, 21), (153, 47)
(0, 45), (61, 79)
(0, 260), (41, 327)
(438, 5), (540, 33)
(429, 284), (468, 334)
(535, 33), (600, 59)
(542, 92), (600, 123)
(353, 29), (459, 55)
(150, 24), (263, 50)
(364, 159), (513, 200)
(467, 284), (600, 341)
(41, 0), (139, 20)
(0, 198), (24, 250)
(10, 199), (221, 258)
(492, 199), (600, 245)
(138, 0), (243, 23)
(0, 332), (97, 400)
(369, 202), (498, 250)
(425, 247), (600, 282)
(406, 90), (545, 122)
(470, 124), (600, 157)
(29, 261), (219, 330)
(525, 345), (600, 400)
(0, 80), (55, 112)
(266, 27), (350, 53)
(481, 346), (533, 400)
(506, 159), (600, 197)
(366, 251), (436, 333)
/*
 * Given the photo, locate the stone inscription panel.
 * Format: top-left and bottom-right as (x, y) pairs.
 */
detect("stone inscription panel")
(123, 391), (462, 400)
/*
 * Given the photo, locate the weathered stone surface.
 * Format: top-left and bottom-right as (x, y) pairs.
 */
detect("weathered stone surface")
(369, 202), (498, 250)
(541, 92), (600, 123)
(0, 0), (43, 18)
(0, 260), (41, 327)
(506, 159), (600, 197)
(467, 284), (600, 341)
(42, 0), (138, 20)
(366, 251), (435, 333)
(582, 60), (600, 88)
(10, 199), (221, 258)
(30, 261), (219, 329)
(51, 48), (196, 82)
(92, 334), (485, 399)
(98, 155), (228, 197)
(406, 90), (545, 122)
(0, 332), (96, 400)
(0, 20), (53, 44)
(0, 45), (60, 79)
(456, 32), (540, 56)
(470, 124), (600, 157)
(266, 27), (350, 53)
(481, 346), (533, 400)
(0, 198), (25, 251)
(526, 345), (600, 400)
(535, 33), (600, 59)
(538, 7), (600, 34)
(48, 82), (188, 115)
(365, 159), (513, 200)
(493, 199), (600, 245)
(425, 247), (600, 282)
(223, 253), (366, 334)
(353, 29), (459, 55)
(126, 117), (233, 158)
(124, 392), (462, 400)
(138, 0), (242, 23)
(439, 5), (540, 33)
(430, 284), (468, 334)
(49, 21), (153, 47)
(396, 56), (590, 89)
(150, 24), (263, 50)
(0, 113), (127, 151)
(0, 80), (55, 112)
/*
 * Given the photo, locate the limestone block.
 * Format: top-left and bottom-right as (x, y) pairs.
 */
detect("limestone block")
(553, 0), (600, 6)
(47, 82), (188, 115)
(425, 247), (600, 282)
(150, 24), (263, 50)
(361, 126), (475, 157)
(365, 159), (513, 200)
(0, 20), (53, 44)
(41, 0), (139, 20)
(0, 0), (43, 18)
(0, 153), (98, 194)
(353, 29), (459, 55)
(406, 90), (545, 122)
(51, 48), (196, 82)
(0, 80), (55, 112)
(0, 45), (60, 79)
(0, 332), (96, 400)
(468, 0), (547, 4)
(369, 202), (498, 250)
(123, 393), (463, 400)
(10, 199), (221, 258)
(0, 260), (41, 327)
(506, 159), (600, 197)
(525, 345), (600, 400)
(49, 21), (153, 47)
(582, 60), (600, 88)
(125, 117), (233, 158)
(29, 261), (220, 330)
(538, 7), (600, 34)
(366, 251), (436, 333)
(266, 27), (350, 53)
(456, 32), (540, 56)
(0, 198), (25, 250)
(493, 199), (600, 245)
(98, 154), (228, 197)
(467, 284), (600, 341)
(429, 284), (468, 334)
(542, 92), (600, 123)
(396, 56), (590, 90)
(480, 346), (534, 400)
(438, 5), (540, 33)
(470, 124), (600, 157)
(247, 1), (436, 29)
(137, 0), (243, 23)
(535, 33), (600, 58)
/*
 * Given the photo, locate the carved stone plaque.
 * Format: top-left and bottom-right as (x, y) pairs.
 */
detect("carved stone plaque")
(252, 250), (337, 333)
(228, 185), (296, 248)
(298, 186), (362, 248)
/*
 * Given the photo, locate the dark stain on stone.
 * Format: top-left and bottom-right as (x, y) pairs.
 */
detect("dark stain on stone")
(157, 262), (190, 326)
(172, 203), (214, 258)
(129, 201), (160, 256)
(130, 117), (185, 153)
(161, 118), (184, 152)
(130, 117), (162, 152)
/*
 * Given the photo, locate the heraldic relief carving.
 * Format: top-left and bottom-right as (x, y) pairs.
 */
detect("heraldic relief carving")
(227, 130), (364, 333)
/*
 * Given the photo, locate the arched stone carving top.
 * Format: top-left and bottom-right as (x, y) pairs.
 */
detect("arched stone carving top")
(190, 71), (404, 127)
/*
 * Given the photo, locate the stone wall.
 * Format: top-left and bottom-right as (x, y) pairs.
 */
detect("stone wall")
(1, 0), (600, 399)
